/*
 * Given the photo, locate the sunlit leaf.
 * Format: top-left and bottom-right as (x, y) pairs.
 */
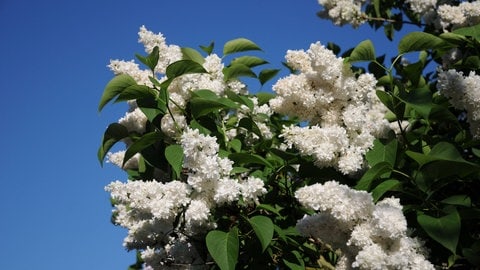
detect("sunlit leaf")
(223, 38), (262, 56)
(165, 144), (184, 179)
(248, 216), (274, 252)
(347, 39), (376, 63)
(398, 32), (446, 53)
(418, 209), (461, 255)
(98, 74), (137, 111)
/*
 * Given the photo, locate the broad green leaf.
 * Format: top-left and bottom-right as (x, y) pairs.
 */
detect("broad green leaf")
(98, 74), (137, 111)
(355, 162), (393, 191)
(136, 97), (166, 122)
(191, 89), (219, 99)
(257, 204), (283, 216)
(371, 179), (401, 202)
(165, 60), (207, 79)
(165, 144), (184, 179)
(135, 46), (159, 72)
(206, 228), (239, 270)
(441, 195), (472, 207)
(376, 90), (394, 112)
(225, 90), (254, 110)
(98, 123), (129, 165)
(397, 87), (433, 119)
(347, 39), (376, 63)
(452, 24), (480, 41)
(115, 85), (157, 103)
(327, 42), (341, 55)
(406, 142), (478, 167)
(398, 32), (445, 53)
(231, 56), (268, 67)
(283, 250), (305, 270)
(123, 132), (163, 167)
(228, 138), (242, 153)
(223, 38), (262, 56)
(417, 209), (461, 255)
(248, 216), (274, 252)
(181, 47), (205, 64)
(190, 97), (238, 117)
(366, 138), (398, 167)
(472, 148), (480, 158)
(439, 32), (469, 45)
(259, 69), (281, 86)
(229, 153), (273, 168)
(223, 63), (257, 81)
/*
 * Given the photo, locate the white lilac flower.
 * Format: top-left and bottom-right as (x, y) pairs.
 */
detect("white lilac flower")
(317, 0), (367, 27)
(118, 107), (148, 134)
(271, 42), (390, 174)
(108, 60), (153, 86)
(437, 69), (480, 138)
(138, 25), (182, 74)
(295, 181), (434, 270)
(405, 0), (437, 15)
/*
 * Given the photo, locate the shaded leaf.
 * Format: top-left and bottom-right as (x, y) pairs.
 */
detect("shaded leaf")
(229, 153), (273, 168)
(98, 123), (129, 165)
(136, 46), (159, 72)
(248, 216), (274, 252)
(206, 228), (239, 270)
(259, 69), (280, 86)
(355, 162), (393, 191)
(165, 144), (184, 179)
(98, 74), (137, 111)
(417, 209), (461, 255)
(123, 132), (164, 167)
(371, 179), (401, 202)
(200, 41), (214, 55)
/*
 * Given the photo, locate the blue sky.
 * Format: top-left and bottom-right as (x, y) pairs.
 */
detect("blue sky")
(0, 1), (417, 269)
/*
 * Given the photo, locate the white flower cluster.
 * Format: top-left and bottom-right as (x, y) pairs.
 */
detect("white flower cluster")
(437, 69), (480, 138)
(317, 0), (367, 27)
(105, 128), (266, 268)
(295, 181), (434, 270)
(405, 0), (480, 32)
(270, 42), (390, 174)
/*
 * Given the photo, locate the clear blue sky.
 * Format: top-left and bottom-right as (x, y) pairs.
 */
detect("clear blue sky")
(0, 1), (417, 269)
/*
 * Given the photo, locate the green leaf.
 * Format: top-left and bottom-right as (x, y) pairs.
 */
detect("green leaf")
(347, 39), (376, 63)
(231, 56), (268, 67)
(238, 117), (263, 138)
(417, 209), (461, 255)
(441, 195), (472, 207)
(135, 46), (159, 72)
(406, 142), (478, 167)
(371, 179), (401, 202)
(165, 60), (207, 79)
(259, 69), (281, 86)
(223, 63), (257, 81)
(123, 132), (163, 167)
(248, 216), (274, 252)
(115, 85), (158, 103)
(355, 162), (393, 191)
(98, 123), (129, 165)
(223, 38), (262, 56)
(165, 144), (184, 179)
(397, 87), (433, 119)
(256, 92), (275, 105)
(200, 41), (214, 55)
(137, 97), (166, 122)
(225, 90), (254, 110)
(452, 23), (480, 41)
(229, 153), (273, 168)
(191, 89), (219, 99)
(373, 0), (381, 17)
(98, 74), (137, 111)
(228, 138), (242, 153)
(181, 47), (205, 64)
(366, 138), (398, 167)
(206, 228), (239, 270)
(398, 32), (446, 53)
(190, 97), (238, 117)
